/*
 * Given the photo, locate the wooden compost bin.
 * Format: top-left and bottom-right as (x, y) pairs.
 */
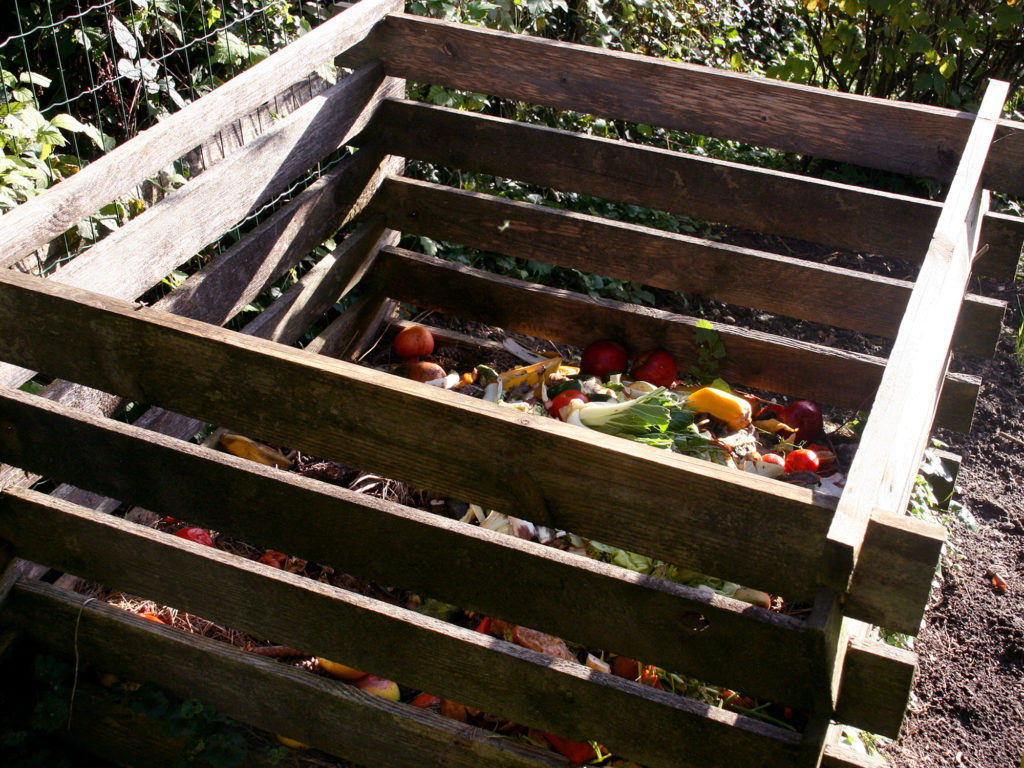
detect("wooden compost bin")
(1, 0), (1023, 765)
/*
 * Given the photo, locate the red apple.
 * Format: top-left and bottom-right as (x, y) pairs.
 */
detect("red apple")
(630, 348), (677, 387)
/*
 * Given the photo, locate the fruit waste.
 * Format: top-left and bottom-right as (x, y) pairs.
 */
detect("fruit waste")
(199, 331), (850, 764)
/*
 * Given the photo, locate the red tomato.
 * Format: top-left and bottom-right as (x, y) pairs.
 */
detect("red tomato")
(393, 325), (434, 359)
(630, 348), (677, 387)
(785, 449), (820, 473)
(258, 550), (288, 569)
(173, 526), (214, 547)
(760, 453), (785, 466)
(780, 400), (822, 444)
(539, 732), (599, 764)
(410, 692), (441, 709)
(580, 339), (628, 379)
(548, 389), (588, 420)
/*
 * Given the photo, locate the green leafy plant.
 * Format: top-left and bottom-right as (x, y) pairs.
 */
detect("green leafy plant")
(0, 69), (107, 212)
(690, 318), (726, 383)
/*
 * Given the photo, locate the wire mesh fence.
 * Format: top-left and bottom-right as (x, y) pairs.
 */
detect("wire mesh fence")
(1, 0), (345, 277)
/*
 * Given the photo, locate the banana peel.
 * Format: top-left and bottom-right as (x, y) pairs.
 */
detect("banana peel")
(219, 433), (292, 469)
(498, 357), (564, 396)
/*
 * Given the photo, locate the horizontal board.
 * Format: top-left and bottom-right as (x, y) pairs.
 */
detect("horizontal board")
(844, 512), (947, 635)
(365, 15), (1024, 192)
(370, 176), (1004, 357)
(0, 489), (804, 768)
(369, 246), (979, 435)
(0, 148), (397, 394)
(49, 64), (398, 303)
(835, 636), (917, 739)
(0, 0), (403, 265)
(370, 99), (1023, 280)
(2, 580), (567, 768)
(0, 267), (841, 601)
(0, 384), (822, 710)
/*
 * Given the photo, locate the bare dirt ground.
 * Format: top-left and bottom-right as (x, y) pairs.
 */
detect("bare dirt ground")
(882, 277), (1024, 768)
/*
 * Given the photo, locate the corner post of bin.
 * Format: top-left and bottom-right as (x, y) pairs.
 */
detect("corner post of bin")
(820, 79), (1009, 632)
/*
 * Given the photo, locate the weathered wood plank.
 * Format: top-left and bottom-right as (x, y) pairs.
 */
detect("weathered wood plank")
(0, 383), (821, 710)
(369, 176), (1004, 357)
(820, 723), (887, 768)
(0, 266), (835, 601)
(0, 0), (403, 266)
(0, 490), (803, 768)
(835, 635), (917, 739)
(987, 118), (1024, 198)
(843, 512), (946, 636)
(369, 99), (1023, 280)
(2, 580), (569, 768)
(47, 64), (398, 304)
(368, 246), (979, 434)
(827, 81), (1007, 626)
(157, 148), (400, 327)
(0, 146), (399, 393)
(364, 15), (1024, 191)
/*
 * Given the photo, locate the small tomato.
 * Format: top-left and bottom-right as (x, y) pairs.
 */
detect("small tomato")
(630, 348), (677, 387)
(258, 550), (288, 569)
(548, 389), (588, 421)
(173, 527), (214, 547)
(760, 453), (785, 466)
(784, 448), (820, 473)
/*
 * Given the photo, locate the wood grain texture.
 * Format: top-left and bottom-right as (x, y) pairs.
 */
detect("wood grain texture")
(0, 0), (403, 265)
(987, 118), (1024, 197)
(843, 512), (947, 635)
(370, 99), (1023, 280)
(47, 64), (397, 303)
(369, 176), (1004, 357)
(835, 635), (917, 739)
(0, 383), (820, 710)
(367, 15), (1024, 190)
(368, 246), (979, 434)
(0, 145), (398, 393)
(820, 723), (887, 768)
(825, 82), (1007, 622)
(0, 491), (803, 768)
(157, 148), (400, 326)
(0, 267), (835, 601)
(2, 580), (569, 768)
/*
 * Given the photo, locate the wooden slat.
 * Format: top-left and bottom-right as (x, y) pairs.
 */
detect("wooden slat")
(828, 81), (1007, 628)
(0, 0), (403, 266)
(820, 724), (886, 768)
(0, 489), (803, 768)
(0, 266), (834, 601)
(368, 245), (979, 434)
(0, 383), (820, 710)
(988, 119), (1024, 197)
(369, 176), (1004, 357)
(364, 14), (1024, 190)
(158, 147), (400, 327)
(369, 99), (1023, 280)
(0, 146), (399, 393)
(2, 580), (568, 768)
(835, 636), (917, 739)
(47, 64), (397, 304)
(843, 512), (946, 636)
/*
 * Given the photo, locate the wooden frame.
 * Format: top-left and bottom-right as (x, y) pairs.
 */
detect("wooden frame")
(0, 3), (1020, 767)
